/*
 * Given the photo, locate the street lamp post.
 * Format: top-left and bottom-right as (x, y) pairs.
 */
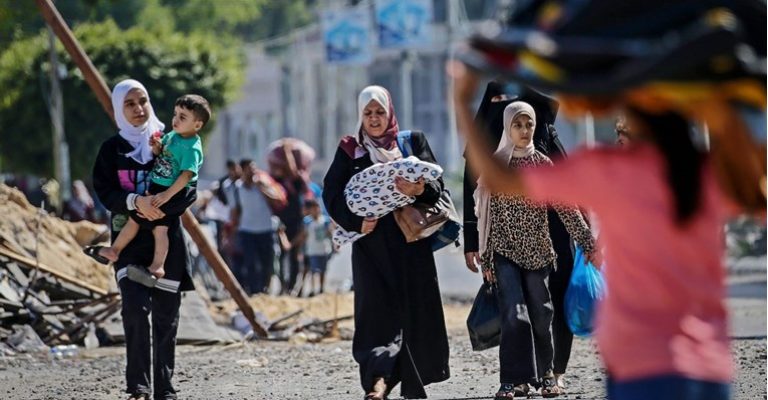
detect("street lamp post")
(48, 26), (71, 207)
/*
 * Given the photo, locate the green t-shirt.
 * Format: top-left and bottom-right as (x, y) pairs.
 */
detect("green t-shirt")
(150, 131), (203, 187)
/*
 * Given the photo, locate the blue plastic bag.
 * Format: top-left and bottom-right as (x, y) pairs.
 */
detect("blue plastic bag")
(564, 245), (606, 337)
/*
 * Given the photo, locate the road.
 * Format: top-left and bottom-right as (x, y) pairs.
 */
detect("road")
(0, 244), (762, 399)
(327, 245), (767, 338)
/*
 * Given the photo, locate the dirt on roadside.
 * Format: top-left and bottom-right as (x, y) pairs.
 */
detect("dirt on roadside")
(1, 297), (765, 400)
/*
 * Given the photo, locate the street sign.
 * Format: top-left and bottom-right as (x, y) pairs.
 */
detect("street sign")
(321, 8), (373, 65)
(375, 0), (433, 49)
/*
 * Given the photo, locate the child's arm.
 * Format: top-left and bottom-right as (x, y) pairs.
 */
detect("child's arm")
(277, 226), (292, 252)
(152, 170), (193, 207)
(150, 138), (162, 155)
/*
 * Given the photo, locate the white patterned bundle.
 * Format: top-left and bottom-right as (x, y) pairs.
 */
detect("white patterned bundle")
(332, 156), (443, 248)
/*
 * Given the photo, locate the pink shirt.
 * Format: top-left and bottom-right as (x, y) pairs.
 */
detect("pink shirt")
(524, 145), (733, 383)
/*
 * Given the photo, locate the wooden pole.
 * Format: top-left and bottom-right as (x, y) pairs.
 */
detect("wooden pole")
(181, 213), (267, 337)
(34, 0), (268, 338)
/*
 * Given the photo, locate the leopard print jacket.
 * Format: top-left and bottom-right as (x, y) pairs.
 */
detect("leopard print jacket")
(480, 151), (595, 272)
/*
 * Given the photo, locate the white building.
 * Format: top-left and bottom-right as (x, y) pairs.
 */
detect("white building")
(201, 0), (605, 188)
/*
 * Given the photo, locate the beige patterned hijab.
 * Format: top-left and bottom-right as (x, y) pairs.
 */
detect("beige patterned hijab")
(474, 101), (537, 257)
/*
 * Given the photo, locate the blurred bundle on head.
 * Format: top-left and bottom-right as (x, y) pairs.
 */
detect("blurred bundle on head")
(458, 0), (766, 213)
(267, 138), (316, 174)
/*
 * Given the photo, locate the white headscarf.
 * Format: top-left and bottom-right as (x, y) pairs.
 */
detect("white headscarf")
(111, 79), (165, 164)
(354, 85), (402, 164)
(474, 101), (537, 257)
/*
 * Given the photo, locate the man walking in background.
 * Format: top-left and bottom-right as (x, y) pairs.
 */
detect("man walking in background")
(229, 159), (284, 295)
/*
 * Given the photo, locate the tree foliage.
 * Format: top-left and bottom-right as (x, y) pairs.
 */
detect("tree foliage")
(0, 0), (147, 49)
(0, 0), (317, 49)
(0, 0), (317, 179)
(0, 20), (244, 180)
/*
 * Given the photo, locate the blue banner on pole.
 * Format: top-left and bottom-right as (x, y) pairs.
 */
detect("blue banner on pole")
(322, 8), (373, 66)
(375, 0), (433, 49)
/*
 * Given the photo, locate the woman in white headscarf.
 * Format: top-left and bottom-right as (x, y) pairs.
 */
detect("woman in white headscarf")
(90, 79), (196, 400)
(469, 101), (597, 399)
(323, 86), (450, 400)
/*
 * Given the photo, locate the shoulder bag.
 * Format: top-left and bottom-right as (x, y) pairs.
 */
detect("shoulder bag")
(392, 130), (461, 251)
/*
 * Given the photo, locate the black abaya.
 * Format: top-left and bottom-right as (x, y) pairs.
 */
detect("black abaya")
(323, 131), (450, 399)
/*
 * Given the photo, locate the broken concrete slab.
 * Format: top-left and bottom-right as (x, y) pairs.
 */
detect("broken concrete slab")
(102, 290), (241, 345)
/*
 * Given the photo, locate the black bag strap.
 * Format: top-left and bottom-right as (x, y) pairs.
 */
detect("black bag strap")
(548, 124), (568, 159)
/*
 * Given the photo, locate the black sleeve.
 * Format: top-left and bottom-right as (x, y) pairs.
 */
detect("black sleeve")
(410, 131), (444, 206)
(322, 147), (365, 233)
(92, 139), (130, 215)
(462, 157), (479, 253)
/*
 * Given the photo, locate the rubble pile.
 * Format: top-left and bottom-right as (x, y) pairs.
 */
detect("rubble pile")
(211, 292), (357, 343)
(0, 184), (112, 289)
(0, 183), (116, 355)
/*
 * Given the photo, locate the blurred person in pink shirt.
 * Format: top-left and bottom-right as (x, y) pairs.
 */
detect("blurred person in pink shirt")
(453, 64), (746, 400)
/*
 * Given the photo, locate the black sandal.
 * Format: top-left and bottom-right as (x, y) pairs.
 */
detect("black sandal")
(126, 393), (149, 400)
(541, 375), (562, 398)
(83, 245), (110, 265)
(495, 383), (529, 399)
(126, 265), (157, 288)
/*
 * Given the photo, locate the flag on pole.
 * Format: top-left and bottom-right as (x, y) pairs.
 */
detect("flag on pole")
(322, 8), (374, 65)
(375, 0), (433, 49)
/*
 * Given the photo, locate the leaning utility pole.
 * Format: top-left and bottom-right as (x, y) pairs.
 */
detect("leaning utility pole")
(48, 26), (71, 206)
(34, 0), (267, 338)
(446, 0), (461, 176)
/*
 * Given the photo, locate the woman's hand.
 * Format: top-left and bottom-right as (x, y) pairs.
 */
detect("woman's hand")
(135, 194), (165, 221)
(466, 251), (494, 283)
(483, 267), (495, 284)
(464, 252), (480, 273)
(394, 176), (425, 196)
(361, 217), (378, 234)
(585, 249), (603, 269)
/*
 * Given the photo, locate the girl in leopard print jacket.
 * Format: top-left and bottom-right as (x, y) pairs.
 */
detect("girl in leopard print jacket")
(471, 101), (597, 398)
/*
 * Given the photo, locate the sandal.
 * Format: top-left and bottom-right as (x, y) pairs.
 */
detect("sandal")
(364, 377), (389, 400)
(126, 393), (149, 400)
(83, 245), (110, 265)
(494, 383), (529, 399)
(541, 375), (562, 398)
(555, 373), (567, 394)
(126, 265), (157, 288)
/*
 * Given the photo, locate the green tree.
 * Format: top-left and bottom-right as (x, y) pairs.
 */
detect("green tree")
(0, 0), (147, 49)
(0, 0), (318, 49)
(0, 20), (244, 181)
(156, 0), (315, 41)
